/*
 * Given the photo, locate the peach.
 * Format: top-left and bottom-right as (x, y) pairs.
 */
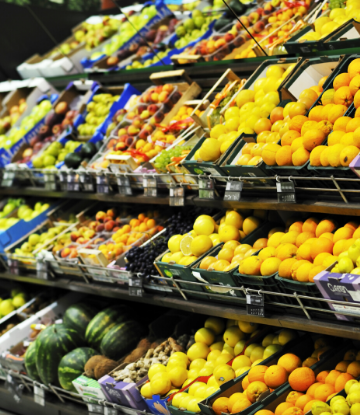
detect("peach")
(96, 211), (106, 222)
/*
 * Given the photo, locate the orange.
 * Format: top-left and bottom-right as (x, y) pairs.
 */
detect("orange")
(292, 148), (310, 166)
(340, 146), (359, 167)
(334, 86), (353, 106)
(291, 260), (311, 280)
(288, 367), (315, 392)
(328, 131), (345, 146)
(264, 365), (288, 389)
(354, 227), (360, 239)
(200, 256), (217, 270)
(348, 58), (360, 80)
(306, 382), (323, 398)
(313, 252), (332, 266)
(242, 375), (249, 391)
(347, 361), (360, 377)
(310, 146), (326, 166)
(318, 76), (328, 91)
(281, 130), (301, 146)
(302, 129), (326, 151)
(228, 393), (245, 412)
(296, 243), (312, 261)
(303, 218), (320, 233)
(289, 221), (303, 233)
(310, 238), (333, 260)
(296, 232), (315, 247)
(270, 107), (284, 123)
(340, 132), (355, 146)
(355, 90), (360, 109)
(299, 88), (318, 104)
(295, 395), (312, 410)
(296, 262), (314, 282)
(289, 115), (308, 133)
(308, 107), (323, 122)
(333, 116), (351, 132)
(334, 373), (354, 392)
(291, 137), (305, 154)
(276, 146), (293, 166)
(333, 73), (350, 90)
(320, 147), (330, 166)
(344, 221), (359, 231)
(317, 120), (333, 136)
(301, 120), (318, 136)
(325, 370), (341, 386)
(314, 384), (335, 402)
(346, 118), (360, 133)
(248, 365), (268, 383)
(212, 397), (230, 415)
(302, 357), (318, 367)
(286, 392), (304, 404)
(320, 232), (334, 242)
(350, 74), (360, 96)
(333, 227), (354, 243)
(282, 407), (304, 415)
(246, 381), (268, 403)
(306, 264), (324, 280)
(257, 411), (275, 415)
(231, 398), (252, 414)
(322, 89), (335, 105)
(257, 131), (271, 144)
(218, 248), (235, 262)
(316, 371), (330, 383)
(333, 240), (348, 256)
(316, 219), (336, 237)
(275, 402), (294, 415)
(243, 143), (256, 154)
(321, 104), (335, 121)
(253, 238), (268, 250)
(278, 258), (298, 279)
(289, 102), (307, 118)
(254, 118), (272, 135)
(263, 144), (282, 166)
(328, 104), (348, 123)
(277, 353), (302, 374)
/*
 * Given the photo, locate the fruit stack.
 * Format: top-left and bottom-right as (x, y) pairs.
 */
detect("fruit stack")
(0, 97), (27, 133)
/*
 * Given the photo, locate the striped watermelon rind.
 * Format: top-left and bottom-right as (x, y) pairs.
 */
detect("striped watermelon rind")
(36, 324), (84, 386)
(58, 347), (98, 391)
(63, 303), (97, 339)
(25, 341), (40, 381)
(100, 320), (145, 360)
(85, 306), (129, 349)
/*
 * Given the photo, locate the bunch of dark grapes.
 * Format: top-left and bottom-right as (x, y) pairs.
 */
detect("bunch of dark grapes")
(125, 208), (213, 281)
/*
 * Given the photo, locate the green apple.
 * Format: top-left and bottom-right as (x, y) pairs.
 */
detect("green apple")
(43, 154), (56, 167)
(39, 232), (49, 242)
(32, 157), (43, 169)
(338, 257), (354, 273)
(262, 334), (275, 348)
(29, 234), (40, 246)
(0, 299), (15, 316)
(11, 289), (21, 297)
(12, 295), (26, 308)
(21, 242), (32, 253)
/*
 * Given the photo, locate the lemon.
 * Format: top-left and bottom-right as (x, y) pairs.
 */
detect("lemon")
(194, 386), (207, 399)
(180, 234), (193, 256)
(148, 363), (167, 380)
(168, 234), (183, 253)
(210, 341), (224, 351)
(187, 398), (202, 413)
(194, 149), (201, 160)
(195, 328), (215, 346)
(224, 107), (240, 121)
(199, 367), (214, 376)
(207, 350), (222, 361)
(140, 382), (153, 398)
(215, 353), (233, 366)
(150, 372), (172, 395)
(224, 326), (246, 347)
(210, 124), (227, 139)
(168, 367), (188, 387)
(238, 321), (258, 334)
(204, 360), (215, 369)
(223, 344), (235, 356)
(182, 378), (194, 388)
(171, 252), (184, 263)
(209, 234), (220, 242)
(214, 364), (235, 386)
(172, 392), (189, 408)
(225, 211), (244, 229)
(266, 65), (284, 79)
(225, 118), (240, 132)
(171, 352), (189, 364)
(166, 358), (188, 370)
(190, 358), (206, 370)
(193, 217), (215, 236)
(234, 340), (246, 355)
(207, 376), (218, 388)
(236, 90), (255, 108)
(161, 252), (173, 262)
(190, 235), (213, 257)
(179, 256), (198, 266)
(235, 367), (250, 377)
(189, 381), (206, 396)
(187, 342), (210, 361)
(232, 355), (251, 371)
(204, 386), (218, 398)
(179, 395), (193, 409)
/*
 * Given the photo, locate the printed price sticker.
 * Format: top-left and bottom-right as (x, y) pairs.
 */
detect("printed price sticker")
(246, 294), (265, 317)
(67, 173), (80, 191)
(88, 403), (104, 414)
(1, 170), (15, 187)
(117, 176), (132, 195)
(129, 277), (143, 297)
(144, 177), (157, 197)
(104, 408), (119, 415)
(277, 181), (296, 203)
(96, 175), (110, 194)
(80, 173), (94, 192)
(224, 181), (243, 201)
(199, 177), (214, 189)
(169, 187), (185, 206)
(34, 385), (45, 406)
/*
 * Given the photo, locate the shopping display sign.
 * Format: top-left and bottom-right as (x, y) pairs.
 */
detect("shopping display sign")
(34, 385), (45, 406)
(129, 276), (143, 297)
(67, 172), (80, 192)
(143, 177), (157, 197)
(117, 176), (132, 196)
(224, 181), (243, 201)
(276, 181), (296, 203)
(246, 294), (265, 317)
(199, 177), (214, 199)
(104, 408), (119, 415)
(169, 186), (185, 206)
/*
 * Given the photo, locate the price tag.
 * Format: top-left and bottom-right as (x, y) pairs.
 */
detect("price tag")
(246, 294), (265, 317)
(88, 403), (104, 414)
(276, 181), (296, 203)
(129, 277), (143, 297)
(58, 171), (68, 191)
(34, 385), (45, 406)
(117, 176), (132, 195)
(199, 177), (214, 199)
(96, 175), (110, 194)
(5, 374), (23, 403)
(143, 177), (157, 197)
(169, 187), (185, 206)
(80, 173), (94, 192)
(1, 170), (15, 187)
(67, 172), (80, 191)
(104, 408), (119, 415)
(224, 181), (243, 201)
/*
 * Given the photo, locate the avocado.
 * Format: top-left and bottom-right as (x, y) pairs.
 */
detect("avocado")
(80, 142), (97, 158)
(64, 153), (82, 169)
(214, 17), (232, 32)
(224, 0), (246, 18)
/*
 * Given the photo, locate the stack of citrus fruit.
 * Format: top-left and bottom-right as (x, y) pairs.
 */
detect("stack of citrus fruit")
(161, 210), (263, 268)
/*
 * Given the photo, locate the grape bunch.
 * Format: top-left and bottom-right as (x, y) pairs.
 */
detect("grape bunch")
(154, 146), (193, 173)
(125, 208), (211, 281)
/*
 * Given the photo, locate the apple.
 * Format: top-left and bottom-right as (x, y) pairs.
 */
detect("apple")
(148, 105), (158, 115)
(61, 247), (71, 258)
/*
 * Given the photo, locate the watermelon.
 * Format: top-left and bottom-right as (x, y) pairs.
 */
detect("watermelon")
(100, 320), (145, 360)
(58, 347), (98, 391)
(85, 306), (129, 349)
(25, 341), (40, 381)
(63, 303), (97, 339)
(36, 324), (84, 386)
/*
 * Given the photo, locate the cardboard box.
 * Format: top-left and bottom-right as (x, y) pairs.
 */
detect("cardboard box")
(73, 375), (108, 405)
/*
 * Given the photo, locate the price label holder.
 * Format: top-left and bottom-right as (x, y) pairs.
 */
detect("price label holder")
(129, 276), (143, 297)
(246, 293), (265, 317)
(224, 180), (243, 201)
(67, 171), (80, 191)
(104, 408), (119, 415)
(88, 403), (104, 414)
(1, 170), (15, 188)
(169, 186), (185, 206)
(5, 374), (23, 403)
(198, 177), (215, 199)
(44, 172), (57, 191)
(80, 172), (94, 192)
(143, 177), (157, 197)
(58, 171), (68, 191)
(96, 174), (111, 194)
(276, 180), (296, 203)
(117, 175), (133, 196)
(34, 385), (45, 406)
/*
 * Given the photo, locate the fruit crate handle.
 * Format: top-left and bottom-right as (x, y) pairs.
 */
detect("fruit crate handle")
(150, 69), (192, 86)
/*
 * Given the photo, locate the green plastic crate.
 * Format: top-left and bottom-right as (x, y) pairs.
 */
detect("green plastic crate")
(326, 19), (360, 52)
